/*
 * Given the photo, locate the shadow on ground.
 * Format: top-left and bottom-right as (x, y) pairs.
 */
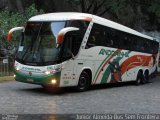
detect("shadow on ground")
(19, 80), (155, 95)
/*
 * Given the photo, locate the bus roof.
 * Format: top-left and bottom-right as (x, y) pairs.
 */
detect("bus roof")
(29, 12), (155, 41)
(29, 12), (93, 22)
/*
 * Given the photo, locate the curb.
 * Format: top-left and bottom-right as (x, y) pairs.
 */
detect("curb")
(0, 76), (14, 83)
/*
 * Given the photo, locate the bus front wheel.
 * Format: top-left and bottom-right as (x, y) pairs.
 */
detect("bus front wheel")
(77, 71), (90, 92)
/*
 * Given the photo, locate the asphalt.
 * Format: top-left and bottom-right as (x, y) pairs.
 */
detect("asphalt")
(0, 76), (160, 116)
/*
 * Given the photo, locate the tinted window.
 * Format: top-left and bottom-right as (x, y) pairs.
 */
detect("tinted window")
(61, 21), (89, 61)
(85, 23), (159, 54)
(85, 24), (117, 49)
(85, 24), (104, 48)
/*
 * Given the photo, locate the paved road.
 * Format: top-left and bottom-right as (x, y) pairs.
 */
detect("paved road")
(0, 77), (160, 114)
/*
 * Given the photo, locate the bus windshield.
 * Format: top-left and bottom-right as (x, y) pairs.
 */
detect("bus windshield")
(16, 20), (89, 66)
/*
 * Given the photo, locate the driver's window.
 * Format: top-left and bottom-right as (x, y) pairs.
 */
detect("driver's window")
(61, 35), (73, 60)
(61, 31), (83, 61)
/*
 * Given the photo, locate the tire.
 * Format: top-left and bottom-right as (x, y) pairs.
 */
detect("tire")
(142, 72), (149, 84)
(135, 72), (143, 85)
(153, 67), (158, 77)
(77, 71), (90, 92)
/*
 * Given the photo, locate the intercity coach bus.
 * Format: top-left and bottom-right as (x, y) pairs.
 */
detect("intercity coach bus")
(7, 12), (159, 91)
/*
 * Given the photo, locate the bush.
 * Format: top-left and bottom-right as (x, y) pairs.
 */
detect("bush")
(0, 4), (44, 56)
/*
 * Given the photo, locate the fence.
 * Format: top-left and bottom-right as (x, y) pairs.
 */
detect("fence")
(0, 57), (14, 77)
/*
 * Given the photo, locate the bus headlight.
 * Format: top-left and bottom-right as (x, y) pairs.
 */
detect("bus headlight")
(16, 67), (20, 71)
(13, 74), (16, 78)
(45, 67), (62, 75)
(51, 79), (57, 84)
(45, 71), (51, 75)
(51, 67), (62, 74)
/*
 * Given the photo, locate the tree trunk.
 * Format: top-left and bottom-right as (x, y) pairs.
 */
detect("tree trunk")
(16, 0), (24, 13)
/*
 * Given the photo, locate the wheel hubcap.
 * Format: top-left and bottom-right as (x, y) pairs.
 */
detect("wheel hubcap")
(79, 76), (86, 87)
(137, 78), (141, 84)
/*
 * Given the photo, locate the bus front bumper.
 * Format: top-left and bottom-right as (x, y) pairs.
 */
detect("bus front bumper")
(14, 71), (61, 87)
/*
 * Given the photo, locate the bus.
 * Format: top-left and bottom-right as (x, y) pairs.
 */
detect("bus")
(7, 12), (159, 92)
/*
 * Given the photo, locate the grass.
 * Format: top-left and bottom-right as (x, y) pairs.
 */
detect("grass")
(0, 76), (14, 82)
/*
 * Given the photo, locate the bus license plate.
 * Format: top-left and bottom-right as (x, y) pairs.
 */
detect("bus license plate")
(27, 78), (34, 82)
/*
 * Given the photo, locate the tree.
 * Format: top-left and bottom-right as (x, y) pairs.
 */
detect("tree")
(0, 0), (160, 31)
(66, 0), (160, 31)
(65, 0), (128, 16)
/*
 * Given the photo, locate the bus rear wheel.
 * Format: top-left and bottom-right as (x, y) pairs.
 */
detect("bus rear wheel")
(135, 72), (143, 85)
(77, 71), (90, 92)
(142, 72), (149, 84)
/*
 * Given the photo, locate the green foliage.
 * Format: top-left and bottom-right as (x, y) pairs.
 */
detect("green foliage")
(106, 0), (127, 14)
(65, 0), (160, 30)
(0, 4), (43, 46)
(65, 0), (129, 18)
(66, 0), (81, 5)
(25, 4), (44, 19)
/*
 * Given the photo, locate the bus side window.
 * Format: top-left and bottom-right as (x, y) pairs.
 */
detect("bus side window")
(125, 36), (132, 50)
(71, 32), (87, 56)
(144, 40), (150, 53)
(106, 27), (120, 49)
(151, 42), (159, 54)
(86, 23), (108, 49)
(85, 24), (97, 49)
(62, 30), (84, 60)
(86, 35), (96, 48)
(61, 35), (72, 60)
(104, 28), (113, 47)
(139, 38), (145, 52)
(132, 37), (138, 51)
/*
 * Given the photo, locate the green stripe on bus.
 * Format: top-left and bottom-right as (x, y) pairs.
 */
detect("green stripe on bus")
(101, 51), (131, 84)
(14, 70), (61, 85)
(92, 54), (111, 83)
(93, 49), (122, 84)
(101, 57), (122, 84)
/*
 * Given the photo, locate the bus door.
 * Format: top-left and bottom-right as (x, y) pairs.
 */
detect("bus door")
(61, 58), (75, 87)
(60, 34), (76, 87)
(60, 26), (88, 86)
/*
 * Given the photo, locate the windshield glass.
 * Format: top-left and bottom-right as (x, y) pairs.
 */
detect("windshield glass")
(16, 22), (65, 66)
(16, 20), (89, 66)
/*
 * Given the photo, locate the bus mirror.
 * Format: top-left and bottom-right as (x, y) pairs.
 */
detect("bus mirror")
(57, 27), (79, 44)
(7, 27), (24, 42)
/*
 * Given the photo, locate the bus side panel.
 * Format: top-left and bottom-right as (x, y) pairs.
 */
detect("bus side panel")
(120, 51), (158, 81)
(73, 48), (98, 86)
(59, 47), (158, 87)
(82, 46), (156, 85)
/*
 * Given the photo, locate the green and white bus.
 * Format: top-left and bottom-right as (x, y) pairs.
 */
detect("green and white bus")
(8, 12), (159, 91)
